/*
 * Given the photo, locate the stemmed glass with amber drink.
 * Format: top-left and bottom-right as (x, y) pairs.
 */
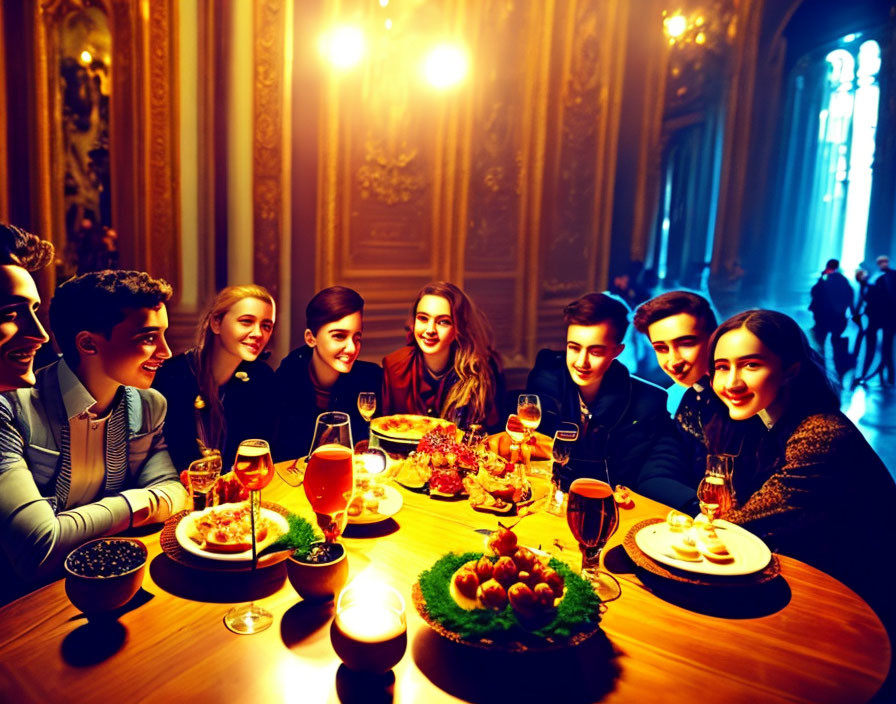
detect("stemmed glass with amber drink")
(566, 468), (621, 602)
(305, 412), (355, 549)
(224, 438), (275, 634)
(516, 394), (545, 476)
(697, 455), (735, 525)
(357, 392), (376, 424)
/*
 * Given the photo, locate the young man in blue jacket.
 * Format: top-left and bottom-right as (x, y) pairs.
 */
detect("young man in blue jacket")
(0, 270), (187, 596)
(527, 292), (696, 510)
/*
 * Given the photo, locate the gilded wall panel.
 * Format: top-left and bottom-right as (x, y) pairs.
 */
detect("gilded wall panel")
(315, 0), (627, 366)
(144, 0), (179, 289)
(253, 0), (286, 301)
(465, 0), (526, 271)
(541, 1), (605, 300)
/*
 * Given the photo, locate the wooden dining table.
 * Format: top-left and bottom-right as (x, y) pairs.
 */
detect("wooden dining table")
(0, 462), (890, 704)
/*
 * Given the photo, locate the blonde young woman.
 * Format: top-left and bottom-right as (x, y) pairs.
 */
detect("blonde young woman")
(382, 281), (504, 431)
(153, 285), (276, 471)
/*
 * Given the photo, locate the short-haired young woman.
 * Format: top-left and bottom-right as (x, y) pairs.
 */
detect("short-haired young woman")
(272, 286), (382, 461)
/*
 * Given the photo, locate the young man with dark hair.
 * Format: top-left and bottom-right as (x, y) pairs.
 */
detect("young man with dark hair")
(0, 270), (186, 594)
(527, 292), (695, 510)
(0, 224), (55, 392)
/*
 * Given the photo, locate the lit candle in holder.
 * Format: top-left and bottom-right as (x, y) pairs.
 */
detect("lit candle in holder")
(330, 580), (407, 673)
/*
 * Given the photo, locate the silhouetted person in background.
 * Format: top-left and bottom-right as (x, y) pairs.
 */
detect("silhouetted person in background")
(873, 255), (896, 385)
(808, 258), (854, 378)
(852, 268), (873, 385)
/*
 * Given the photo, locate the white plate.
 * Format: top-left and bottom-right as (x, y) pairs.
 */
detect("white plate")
(634, 520), (772, 576)
(347, 484), (403, 524)
(175, 503), (290, 562)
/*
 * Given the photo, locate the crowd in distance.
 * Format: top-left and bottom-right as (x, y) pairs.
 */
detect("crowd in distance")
(0, 222), (893, 633)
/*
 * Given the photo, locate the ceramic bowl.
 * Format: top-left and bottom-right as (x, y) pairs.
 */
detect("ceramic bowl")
(286, 541), (349, 601)
(64, 538), (148, 614)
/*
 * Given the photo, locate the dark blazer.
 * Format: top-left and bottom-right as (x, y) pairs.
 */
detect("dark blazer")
(526, 351), (695, 510)
(727, 409), (896, 629)
(674, 376), (764, 495)
(152, 352), (276, 471)
(271, 345), (382, 461)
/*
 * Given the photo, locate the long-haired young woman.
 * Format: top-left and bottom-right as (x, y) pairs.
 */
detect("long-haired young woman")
(382, 281), (504, 430)
(153, 285), (276, 470)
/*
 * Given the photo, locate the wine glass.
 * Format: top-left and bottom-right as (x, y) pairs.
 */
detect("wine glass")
(357, 392), (377, 424)
(305, 411), (355, 546)
(517, 394), (542, 436)
(224, 438), (275, 634)
(505, 414), (525, 464)
(697, 455), (735, 525)
(566, 471), (621, 602)
(546, 423), (578, 515)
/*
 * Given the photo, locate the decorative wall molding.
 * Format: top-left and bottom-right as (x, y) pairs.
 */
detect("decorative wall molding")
(31, 0), (180, 295)
(313, 0), (628, 368)
(253, 0), (286, 302)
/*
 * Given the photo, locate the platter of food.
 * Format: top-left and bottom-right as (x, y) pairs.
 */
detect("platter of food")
(347, 484), (403, 524)
(174, 502), (289, 562)
(413, 525), (602, 652)
(633, 511), (772, 577)
(390, 428), (532, 513)
(370, 414), (456, 443)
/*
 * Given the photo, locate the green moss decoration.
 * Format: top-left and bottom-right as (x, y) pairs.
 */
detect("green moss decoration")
(259, 513), (319, 558)
(417, 552), (601, 641)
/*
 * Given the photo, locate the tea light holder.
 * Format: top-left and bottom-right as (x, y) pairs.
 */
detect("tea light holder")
(330, 580), (407, 674)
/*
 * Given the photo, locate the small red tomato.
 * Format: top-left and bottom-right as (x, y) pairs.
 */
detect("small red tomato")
(478, 579), (508, 609)
(512, 547), (536, 573)
(453, 569), (480, 599)
(475, 556), (495, 581)
(493, 556), (519, 587)
(534, 582), (555, 608)
(507, 582), (536, 613)
(487, 527), (518, 557)
(543, 569), (565, 598)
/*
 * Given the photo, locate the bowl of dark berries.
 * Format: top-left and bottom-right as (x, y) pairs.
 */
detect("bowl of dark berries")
(286, 541), (348, 602)
(64, 538), (148, 614)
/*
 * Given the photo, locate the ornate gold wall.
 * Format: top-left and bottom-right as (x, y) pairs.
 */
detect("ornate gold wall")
(310, 0), (630, 374)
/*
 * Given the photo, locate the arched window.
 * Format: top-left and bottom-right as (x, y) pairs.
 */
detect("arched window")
(768, 33), (882, 303)
(813, 39), (880, 277)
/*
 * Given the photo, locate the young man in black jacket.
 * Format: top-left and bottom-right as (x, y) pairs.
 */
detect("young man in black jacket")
(633, 291), (763, 501)
(527, 292), (696, 510)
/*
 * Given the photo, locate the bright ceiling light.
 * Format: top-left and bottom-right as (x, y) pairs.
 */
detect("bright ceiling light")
(422, 43), (469, 89)
(319, 25), (365, 70)
(80, 50), (93, 64)
(664, 14), (687, 39)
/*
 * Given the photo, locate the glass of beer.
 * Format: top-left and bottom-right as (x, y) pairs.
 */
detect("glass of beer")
(357, 392), (377, 424)
(305, 412), (355, 545)
(566, 473), (621, 602)
(697, 456), (735, 525)
(224, 439), (275, 635)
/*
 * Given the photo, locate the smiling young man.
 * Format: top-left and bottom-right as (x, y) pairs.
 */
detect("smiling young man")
(526, 292), (695, 510)
(0, 224), (55, 391)
(0, 270), (187, 594)
(633, 291), (765, 491)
